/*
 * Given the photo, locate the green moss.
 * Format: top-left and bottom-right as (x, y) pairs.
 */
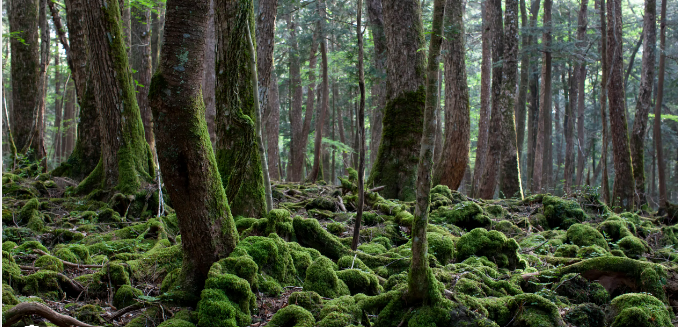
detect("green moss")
(541, 195), (587, 229)
(288, 291), (323, 318)
(427, 232), (455, 264)
(326, 222), (347, 235)
(75, 304), (107, 325)
(430, 201), (492, 230)
(113, 285), (142, 308)
(358, 243), (387, 255)
(617, 236), (649, 258)
(97, 208), (123, 224)
(233, 234), (297, 286)
(564, 303), (605, 327)
(198, 273), (256, 327)
(15, 240), (48, 254)
(127, 243), (182, 281)
(22, 270), (62, 299)
(267, 305), (316, 327)
(554, 244), (579, 258)
(303, 256), (350, 298)
(259, 277), (283, 296)
(305, 196), (337, 211)
(552, 273), (609, 305)
(318, 295), (362, 327)
(2, 283), (19, 306)
(456, 228), (523, 270)
(608, 293), (672, 327)
(336, 269), (382, 295)
(35, 255), (64, 273)
(2, 251), (22, 287)
(566, 224), (609, 249)
(577, 245), (610, 259)
(51, 229), (85, 243)
(3, 241), (17, 252)
(157, 318), (197, 327)
(18, 198), (45, 232)
(597, 219), (633, 242)
(459, 293), (564, 326)
(293, 217), (350, 260)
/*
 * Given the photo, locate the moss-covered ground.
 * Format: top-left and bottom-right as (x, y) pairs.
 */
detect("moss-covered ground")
(2, 169), (677, 326)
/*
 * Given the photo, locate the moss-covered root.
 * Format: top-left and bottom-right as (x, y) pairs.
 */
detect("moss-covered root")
(607, 293), (673, 327)
(293, 217), (350, 260)
(197, 272), (256, 327)
(267, 305), (315, 327)
(18, 198), (45, 232)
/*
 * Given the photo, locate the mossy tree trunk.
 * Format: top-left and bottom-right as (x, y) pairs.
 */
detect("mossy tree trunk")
(51, 0), (102, 182)
(367, 0), (387, 169)
(432, 0), (469, 191)
(79, 0), (154, 195)
(606, 0), (634, 210)
(653, 0), (668, 209)
(202, 0), (217, 147)
(367, 0), (426, 201)
(149, 0), (238, 298)
(131, 4), (156, 159)
(629, 0), (655, 207)
(35, 0), (50, 169)
(409, 0), (445, 304)
(215, 0), (267, 217)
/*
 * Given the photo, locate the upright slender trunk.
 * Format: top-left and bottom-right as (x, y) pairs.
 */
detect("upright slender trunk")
(308, 1), (330, 183)
(286, 11), (305, 182)
(266, 72), (282, 181)
(629, 0), (656, 207)
(597, 0), (611, 204)
(575, 0), (589, 186)
(654, 0), (667, 209)
(256, 0), (279, 125)
(80, 0), (154, 194)
(564, 68), (576, 193)
(9, 0), (40, 158)
(433, 70), (443, 165)
(131, 5), (156, 158)
(409, 0), (445, 304)
(150, 0), (237, 299)
(334, 82), (348, 176)
(531, 0), (552, 194)
(63, 80), (76, 157)
(515, 0), (529, 162)
(472, 0), (493, 196)
(35, 0), (49, 169)
(203, 0), (217, 147)
(606, 0), (634, 210)
(367, 0), (387, 168)
(352, 0), (367, 251)
(53, 49), (63, 164)
(433, 0), (469, 191)
(150, 5), (160, 72)
(215, 0), (267, 217)
(368, 0), (426, 201)
(525, 0), (540, 188)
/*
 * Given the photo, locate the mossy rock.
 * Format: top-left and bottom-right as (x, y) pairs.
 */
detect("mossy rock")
(293, 217), (350, 260)
(2, 227), (37, 244)
(326, 222), (347, 235)
(2, 251), (22, 286)
(305, 196), (337, 212)
(34, 255), (64, 273)
(75, 304), (107, 325)
(267, 304), (316, 327)
(617, 236), (649, 259)
(19, 198), (44, 231)
(54, 244), (90, 264)
(113, 285), (143, 308)
(542, 195), (587, 229)
(336, 269), (382, 296)
(50, 229), (85, 244)
(430, 202), (492, 230)
(552, 273), (609, 305)
(21, 270), (62, 300)
(554, 244), (579, 258)
(15, 240), (49, 254)
(127, 243), (182, 281)
(318, 295), (362, 327)
(288, 291), (323, 319)
(157, 318), (197, 327)
(427, 232), (455, 264)
(456, 228), (524, 270)
(2, 241), (17, 252)
(358, 243), (387, 255)
(197, 271), (256, 327)
(459, 293), (565, 327)
(233, 234), (297, 286)
(566, 224), (609, 249)
(97, 208), (123, 224)
(577, 245), (610, 259)
(564, 303), (605, 327)
(303, 256), (350, 298)
(607, 293), (672, 327)
(597, 219), (633, 242)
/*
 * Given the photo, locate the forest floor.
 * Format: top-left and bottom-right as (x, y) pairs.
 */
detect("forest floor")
(2, 163), (678, 327)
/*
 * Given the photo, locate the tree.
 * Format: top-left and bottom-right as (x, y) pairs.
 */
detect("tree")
(286, 10), (308, 182)
(35, 0), (50, 169)
(654, 0), (668, 209)
(265, 72), (282, 180)
(352, 0), (367, 251)
(149, 0), (238, 298)
(629, 0), (656, 206)
(79, 0), (154, 194)
(368, 0), (426, 201)
(606, 0), (634, 210)
(131, 2), (156, 158)
(256, 0), (279, 124)
(472, 0), (493, 196)
(531, 0), (552, 194)
(597, 0), (611, 204)
(515, 0), (529, 163)
(203, 0), (217, 146)
(409, 0), (445, 303)
(573, 0), (589, 190)
(432, 0), (469, 191)
(367, 0), (387, 168)
(9, 0), (40, 159)
(525, 0), (540, 189)
(215, 0), (267, 217)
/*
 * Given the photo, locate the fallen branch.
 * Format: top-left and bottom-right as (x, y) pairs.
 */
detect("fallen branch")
(34, 249), (104, 269)
(3, 302), (102, 327)
(520, 240), (550, 253)
(337, 196), (347, 212)
(368, 185), (385, 193)
(108, 302), (145, 320)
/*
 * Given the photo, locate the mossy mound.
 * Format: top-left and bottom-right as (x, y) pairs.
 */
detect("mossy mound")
(566, 224), (609, 249)
(607, 293), (672, 327)
(564, 303), (605, 327)
(303, 256), (350, 298)
(552, 273), (609, 305)
(113, 285), (143, 308)
(267, 305), (315, 327)
(197, 267), (257, 327)
(288, 291), (324, 318)
(456, 228), (524, 270)
(430, 201), (492, 230)
(541, 195), (587, 229)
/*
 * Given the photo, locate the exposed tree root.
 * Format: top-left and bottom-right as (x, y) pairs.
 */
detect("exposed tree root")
(3, 302), (102, 327)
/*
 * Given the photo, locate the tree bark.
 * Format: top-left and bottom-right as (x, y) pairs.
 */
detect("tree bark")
(598, 0), (611, 204)
(525, 0), (540, 189)
(352, 0), (367, 251)
(367, 0), (387, 169)
(433, 0), (469, 191)
(606, 0), (634, 210)
(203, 0), (217, 147)
(256, 0), (279, 125)
(9, 0), (40, 158)
(265, 72), (281, 181)
(215, 0), (267, 217)
(654, 0), (667, 209)
(409, 0), (445, 304)
(35, 0), (50, 169)
(53, 48), (63, 164)
(515, 0), (529, 163)
(531, 0), (552, 194)
(472, 0), (493, 196)
(63, 80), (76, 157)
(564, 68), (576, 194)
(131, 5), (156, 159)
(149, 0), (237, 299)
(286, 11), (306, 182)
(307, 0), (330, 183)
(367, 0), (426, 201)
(574, 0), (589, 187)
(629, 0), (656, 207)
(80, 0), (154, 194)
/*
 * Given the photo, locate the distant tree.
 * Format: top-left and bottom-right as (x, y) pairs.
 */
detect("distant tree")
(472, 0), (493, 196)
(367, 0), (387, 168)
(531, 0), (552, 194)
(131, 2), (156, 158)
(654, 0), (668, 209)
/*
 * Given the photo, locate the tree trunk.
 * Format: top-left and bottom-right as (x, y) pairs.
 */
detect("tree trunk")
(215, 0), (267, 217)
(149, 0), (237, 299)
(63, 80), (76, 157)
(575, 0), (589, 187)
(334, 82), (348, 176)
(121, 0), (131, 54)
(367, 0), (387, 169)
(525, 0), (540, 189)
(256, 0), (278, 126)
(606, 0), (634, 210)
(564, 68), (576, 194)
(472, 0), (493, 196)
(433, 70), (443, 165)
(203, 0), (217, 147)
(9, 0), (40, 158)
(531, 0), (551, 194)
(266, 72), (282, 181)
(629, 0), (656, 207)
(409, 0), (445, 304)
(286, 11), (305, 182)
(307, 0), (330, 183)
(35, 0), (49, 169)
(368, 0), (426, 201)
(597, 0), (611, 204)
(131, 5), (156, 159)
(80, 0), (154, 194)
(433, 0), (469, 191)
(515, 0), (529, 162)
(150, 5), (160, 72)
(53, 48), (63, 164)
(654, 0), (667, 209)
(352, 0), (367, 251)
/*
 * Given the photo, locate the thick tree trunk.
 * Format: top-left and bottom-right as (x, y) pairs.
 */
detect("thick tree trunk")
(301, 33), (319, 176)
(203, 0), (217, 147)
(598, 0), (611, 204)
(433, 70), (443, 166)
(80, 0), (154, 194)
(654, 0), (667, 209)
(265, 72), (281, 181)
(308, 1), (330, 183)
(9, 0), (40, 158)
(215, 0), (267, 217)
(367, 0), (387, 169)
(256, 0), (278, 123)
(575, 0), (589, 187)
(564, 68), (576, 194)
(131, 5), (156, 158)
(606, 0), (634, 210)
(432, 0), (469, 191)
(531, 0), (551, 194)
(629, 0), (656, 207)
(352, 0), (367, 251)
(35, 0), (49, 169)
(409, 0), (445, 304)
(149, 0), (237, 299)
(286, 12), (305, 182)
(150, 5), (160, 72)
(367, 0), (426, 201)
(515, 0), (529, 162)
(472, 0), (493, 196)
(525, 0), (540, 189)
